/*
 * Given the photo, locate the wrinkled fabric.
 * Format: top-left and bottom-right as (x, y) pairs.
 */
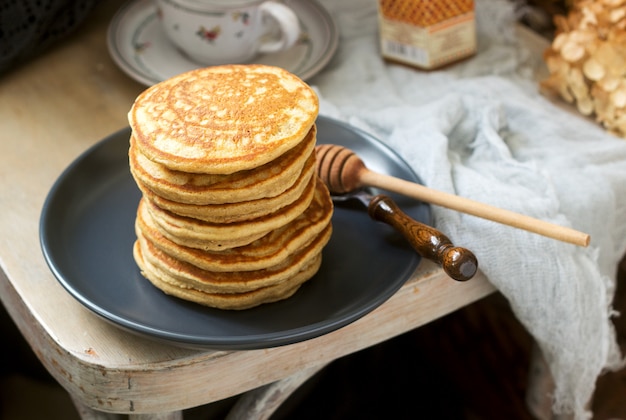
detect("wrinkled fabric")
(312, 0), (626, 418)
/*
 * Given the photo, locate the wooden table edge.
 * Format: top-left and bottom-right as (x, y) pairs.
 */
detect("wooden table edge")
(1, 260), (494, 414)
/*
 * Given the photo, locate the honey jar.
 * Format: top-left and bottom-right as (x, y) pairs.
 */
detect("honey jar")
(378, 0), (477, 69)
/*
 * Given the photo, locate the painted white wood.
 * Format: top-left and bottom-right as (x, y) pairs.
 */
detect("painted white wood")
(0, 0), (496, 417)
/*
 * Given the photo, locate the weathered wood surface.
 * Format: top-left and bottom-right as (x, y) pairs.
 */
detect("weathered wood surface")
(0, 0), (496, 416)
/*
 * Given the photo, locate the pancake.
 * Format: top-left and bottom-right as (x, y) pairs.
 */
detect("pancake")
(135, 180), (333, 272)
(137, 151), (316, 224)
(128, 125), (316, 205)
(135, 223), (330, 294)
(128, 64), (319, 174)
(145, 174), (318, 251)
(134, 241), (320, 310)
(128, 64), (333, 310)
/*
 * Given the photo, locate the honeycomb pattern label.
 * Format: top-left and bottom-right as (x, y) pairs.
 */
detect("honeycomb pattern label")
(379, 0), (474, 27)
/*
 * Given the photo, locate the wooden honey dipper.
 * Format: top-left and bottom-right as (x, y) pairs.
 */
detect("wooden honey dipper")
(316, 144), (591, 247)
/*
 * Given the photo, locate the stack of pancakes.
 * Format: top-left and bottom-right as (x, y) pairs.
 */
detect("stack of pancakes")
(127, 64), (333, 310)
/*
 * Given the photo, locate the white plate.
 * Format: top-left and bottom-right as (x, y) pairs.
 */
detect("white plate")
(107, 0), (339, 85)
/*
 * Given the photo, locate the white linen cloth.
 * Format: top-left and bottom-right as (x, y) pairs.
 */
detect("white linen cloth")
(312, 0), (626, 418)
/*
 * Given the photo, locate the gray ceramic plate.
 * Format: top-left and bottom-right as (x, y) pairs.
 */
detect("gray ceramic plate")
(39, 116), (431, 349)
(107, 0), (339, 86)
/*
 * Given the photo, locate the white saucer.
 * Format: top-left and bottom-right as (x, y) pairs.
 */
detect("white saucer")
(107, 0), (339, 86)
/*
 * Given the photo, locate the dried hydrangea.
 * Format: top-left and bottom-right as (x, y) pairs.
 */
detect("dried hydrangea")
(541, 0), (626, 137)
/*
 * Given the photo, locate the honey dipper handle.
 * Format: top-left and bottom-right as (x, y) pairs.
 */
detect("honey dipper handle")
(360, 169), (591, 247)
(368, 195), (478, 281)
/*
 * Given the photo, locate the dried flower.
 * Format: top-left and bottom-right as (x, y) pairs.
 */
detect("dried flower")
(541, 0), (626, 137)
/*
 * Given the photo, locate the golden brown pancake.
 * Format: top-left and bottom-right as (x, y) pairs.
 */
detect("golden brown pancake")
(144, 175), (318, 251)
(128, 64), (333, 310)
(128, 125), (316, 205)
(128, 64), (319, 174)
(137, 152), (316, 224)
(134, 180), (333, 272)
(135, 224), (330, 294)
(134, 241), (320, 310)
